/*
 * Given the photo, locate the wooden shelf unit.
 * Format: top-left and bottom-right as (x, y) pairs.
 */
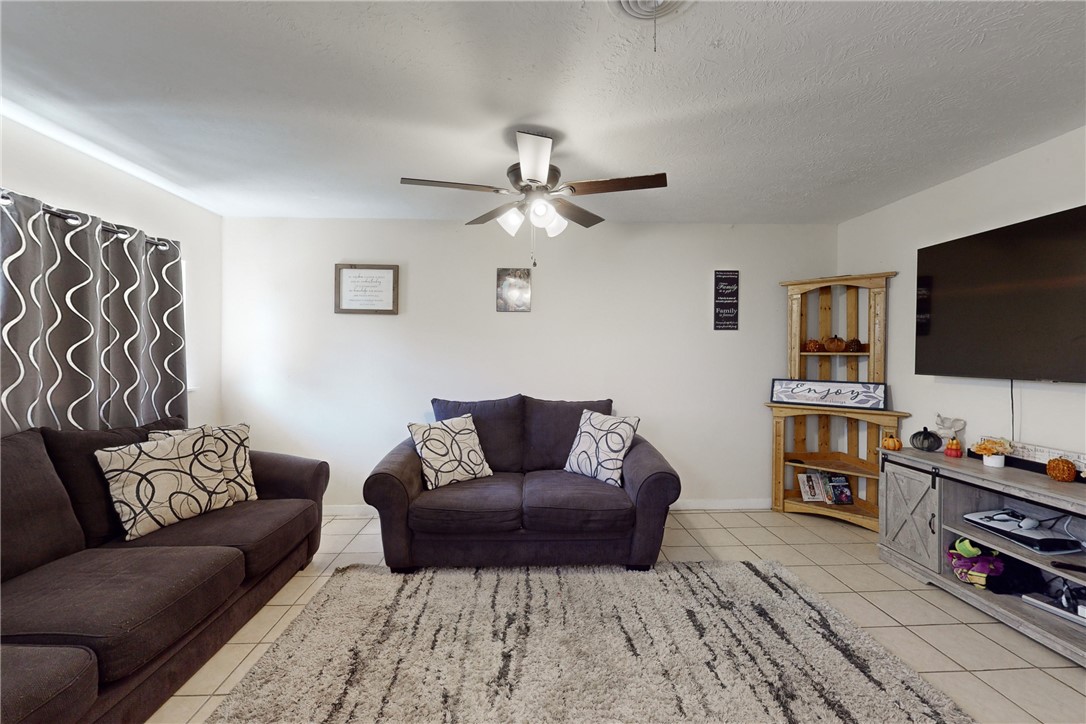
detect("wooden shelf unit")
(880, 448), (1086, 666)
(768, 403), (910, 530)
(769, 272), (908, 530)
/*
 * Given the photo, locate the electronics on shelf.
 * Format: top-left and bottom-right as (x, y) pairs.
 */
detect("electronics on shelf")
(963, 509), (1082, 554)
(1022, 592), (1086, 629)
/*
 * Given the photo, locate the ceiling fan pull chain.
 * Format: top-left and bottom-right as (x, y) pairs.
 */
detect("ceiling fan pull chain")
(530, 225), (538, 267)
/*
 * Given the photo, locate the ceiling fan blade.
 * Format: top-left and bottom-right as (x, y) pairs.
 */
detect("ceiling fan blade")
(551, 197), (604, 228)
(401, 177), (512, 194)
(466, 201), (524, 226)
(563, 173), (668, 196)
(516, 132), (553, 185)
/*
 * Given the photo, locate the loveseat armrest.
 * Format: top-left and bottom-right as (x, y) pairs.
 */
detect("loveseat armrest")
(250, 450), (330, 559)
(623, 435), (681, 568)
(363, 438), (424, 569)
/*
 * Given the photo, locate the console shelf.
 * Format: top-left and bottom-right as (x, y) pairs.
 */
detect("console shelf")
(880, 448), (1086, 666)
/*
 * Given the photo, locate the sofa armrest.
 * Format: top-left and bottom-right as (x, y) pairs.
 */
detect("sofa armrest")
(363, 438), (424, 569)
(250, 450), (330, 560)
(623, 435), (681, 567)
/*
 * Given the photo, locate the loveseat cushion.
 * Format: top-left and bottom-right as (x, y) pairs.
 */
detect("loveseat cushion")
(0, 547), (243, 683)
(1, 429), (85, 581)
(432, 395), (524, 473)
(409, 473), (523, 533)
(40, 420), (188, 547)
(522, 397), (612, 472)
(0, 644), (97, 724)
(101, 499), (317, 580)
(522, 470), (635, 533)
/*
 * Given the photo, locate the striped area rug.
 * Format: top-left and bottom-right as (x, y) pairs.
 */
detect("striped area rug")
(210, 562), (971, 723)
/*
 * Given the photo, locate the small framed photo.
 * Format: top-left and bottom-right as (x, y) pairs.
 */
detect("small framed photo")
(496, 268), (531, 312)
(335, 264), (398, 315)
(770, 379), (887, 410)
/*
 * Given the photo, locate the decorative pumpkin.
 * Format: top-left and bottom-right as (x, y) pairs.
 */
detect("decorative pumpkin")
(1046, 457), (1078, 483)
(844, 338), (863, 353)
(803, 339), (825, 353)
(824, 335), (847, 353)
(910, 427), (943, 452)
(881, 432), (903, 451)
(944, 438), (963, 458)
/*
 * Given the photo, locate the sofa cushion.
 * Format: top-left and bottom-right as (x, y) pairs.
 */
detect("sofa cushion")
(102, 499), (317, 580)
(522, 470), (635, 533)
(409, 473), (523, 533)
(522, 397), (612, 472)
(1, 429), (85, 581)
(0, 644), (97, 724)
(564, 410), (640, 487)
(149, 423), (257, 502)
(0, 547), (244, 683)
(96, 427), (234, 540)
(409, 414), (494, 489)
(432, 394), (524, 473)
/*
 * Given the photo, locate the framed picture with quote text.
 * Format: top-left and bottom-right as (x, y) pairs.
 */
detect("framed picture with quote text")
(335, 264), (398, 315)
(770, 379), (887, 410)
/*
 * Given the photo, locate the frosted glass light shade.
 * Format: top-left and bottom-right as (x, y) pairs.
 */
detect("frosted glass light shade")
(496, 207), (525, 237)
(545, 213), (568, 237)
(529, 200), (557, 228)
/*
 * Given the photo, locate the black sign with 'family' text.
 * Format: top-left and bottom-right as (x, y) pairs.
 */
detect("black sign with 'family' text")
(714, 270), (739, 330)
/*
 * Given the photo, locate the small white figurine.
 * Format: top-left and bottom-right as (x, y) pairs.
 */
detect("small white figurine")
(935, 413), (966, 448)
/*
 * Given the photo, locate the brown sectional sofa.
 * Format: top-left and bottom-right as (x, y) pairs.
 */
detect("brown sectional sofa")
(364, 395), (681, 571)
(0, 419), (329, 724)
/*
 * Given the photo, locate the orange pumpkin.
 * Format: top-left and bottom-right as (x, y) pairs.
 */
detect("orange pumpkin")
(881, 433), (903, 451)
(1047, 458), (1077, 483)
(824, 335), (847, 353)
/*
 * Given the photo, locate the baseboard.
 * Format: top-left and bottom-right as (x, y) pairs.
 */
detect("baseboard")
(670, 498), (772, 511)
(324, 504), (379, 518)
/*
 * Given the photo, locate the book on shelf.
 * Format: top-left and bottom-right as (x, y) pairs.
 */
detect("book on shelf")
(828, 474), (853, 505)
(797, 473), (823, 502)
(817, 471), (835, 504)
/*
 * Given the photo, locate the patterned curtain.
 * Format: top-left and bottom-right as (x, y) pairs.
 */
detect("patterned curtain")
(1, 189), (187, 435)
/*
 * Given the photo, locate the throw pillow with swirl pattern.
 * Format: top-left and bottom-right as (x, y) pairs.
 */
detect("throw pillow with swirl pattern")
(150, 423), (256, 502)
(564, 410), (640, 487)
(409, 414), (493, 489)
(95, 426), (234, 540)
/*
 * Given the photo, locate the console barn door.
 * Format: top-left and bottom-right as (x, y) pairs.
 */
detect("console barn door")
(881, 459), (941, 571)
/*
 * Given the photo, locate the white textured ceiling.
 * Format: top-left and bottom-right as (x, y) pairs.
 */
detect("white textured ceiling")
(2, 1), (1083, 223)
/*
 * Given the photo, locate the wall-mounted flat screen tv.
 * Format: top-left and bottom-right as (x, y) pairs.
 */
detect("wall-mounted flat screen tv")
(915, 205), (1086, 383)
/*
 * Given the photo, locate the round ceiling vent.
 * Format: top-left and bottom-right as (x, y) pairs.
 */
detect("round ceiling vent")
(613, 0), (689, 21)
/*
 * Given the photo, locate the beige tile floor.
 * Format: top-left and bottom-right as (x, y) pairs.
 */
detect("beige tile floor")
(151, 510), (1086, 723)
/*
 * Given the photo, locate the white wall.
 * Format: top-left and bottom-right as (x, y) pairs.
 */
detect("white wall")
(837, 127), (1086, 453)
(1, 119), (224, 424)
(221, 219), (836, 506)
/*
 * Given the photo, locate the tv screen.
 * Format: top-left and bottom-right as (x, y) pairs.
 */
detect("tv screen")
(915, 205), (1086, 383)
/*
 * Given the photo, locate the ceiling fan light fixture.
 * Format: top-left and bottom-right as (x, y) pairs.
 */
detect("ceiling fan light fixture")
(496, 206), (525, 237)
(544, 213), (568, 237)
(517, 132), (553, 185)
(529, 199), (557, 228)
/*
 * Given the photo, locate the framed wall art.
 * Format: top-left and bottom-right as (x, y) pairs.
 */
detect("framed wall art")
(769, 379), (887, 410)
(496, 268), (531, 312)
(335, 264), (398, 315)
(714, 270), (739, 330)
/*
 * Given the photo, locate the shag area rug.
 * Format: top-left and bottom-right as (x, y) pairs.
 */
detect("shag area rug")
(210, 562), (971, 723)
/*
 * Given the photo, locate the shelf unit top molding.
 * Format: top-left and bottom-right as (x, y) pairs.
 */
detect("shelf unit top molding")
(780, 271), (898, 294)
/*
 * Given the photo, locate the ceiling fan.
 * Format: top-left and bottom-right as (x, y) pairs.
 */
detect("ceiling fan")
(400, 131), (667, 237)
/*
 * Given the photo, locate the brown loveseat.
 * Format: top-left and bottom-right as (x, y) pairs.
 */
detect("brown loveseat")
(364, 395), (681, 572)
(0, 418), (329, 724)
